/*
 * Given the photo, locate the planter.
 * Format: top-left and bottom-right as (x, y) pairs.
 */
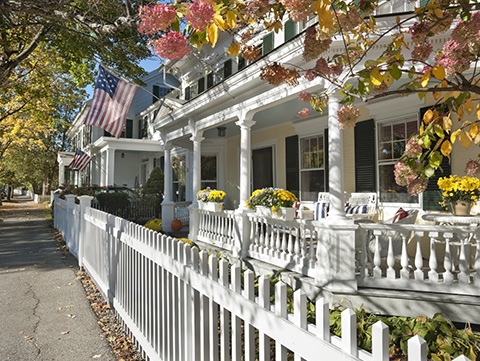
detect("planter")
(255, 206), (295, 221)
(203, 202), (223, 212)
(450, 200), (472, 215)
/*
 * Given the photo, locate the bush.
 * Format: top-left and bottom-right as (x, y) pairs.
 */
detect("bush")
(143, 167), (164, 197)
(96, 192), (129, 214)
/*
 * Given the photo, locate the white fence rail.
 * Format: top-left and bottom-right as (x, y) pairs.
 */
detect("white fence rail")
(53, 194), (472, 361)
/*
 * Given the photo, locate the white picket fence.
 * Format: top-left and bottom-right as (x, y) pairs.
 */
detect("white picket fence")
(53, 195), (472, 361)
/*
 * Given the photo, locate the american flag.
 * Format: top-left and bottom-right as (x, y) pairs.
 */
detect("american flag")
(84, 65), (138, 138)
(68, 150), (92, 172)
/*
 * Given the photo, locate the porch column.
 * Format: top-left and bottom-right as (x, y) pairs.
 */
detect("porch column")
(106, 147), (115, 187)
(236, 116), (256, 209)
(189, 132), (204, 241)
(327, 92), (347, 220)
(58, 159), (65, 185)
(162, 143), (175, 232)
(191, 132), (204, 208)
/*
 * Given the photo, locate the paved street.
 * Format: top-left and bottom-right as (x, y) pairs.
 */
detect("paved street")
(0, 195), (115, 361)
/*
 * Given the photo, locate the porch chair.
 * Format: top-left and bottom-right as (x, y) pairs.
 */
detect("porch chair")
(367, 209), (419, 259)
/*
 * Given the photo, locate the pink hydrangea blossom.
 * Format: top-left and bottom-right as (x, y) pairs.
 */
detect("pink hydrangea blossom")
(185, 0), (215, 31)
(334, 10), (360, 32)
(138, 5), (176, 35)
(410, 21), (430, 44)
(303, 26), (332, 62)
(412, 43), (433, 62)
(404, 137), (422, 158)
(407, 175), (428, 196)
(245, 0), (269, 19)
(280, 0), (314, 22)
(297, 92), (311, 103)
(304, 69), (316, 81)
(452, 12), (480, 46)
(149, 32), (190, 60)
(298, 108), (309, 118)
(394, 161), (414, 187)
(314, 57), (331, 75)
(434, 40), (472, 77)
(330, 64), (343, 76)
(337, 105), (360, 129)
(465, 159), (480, 176)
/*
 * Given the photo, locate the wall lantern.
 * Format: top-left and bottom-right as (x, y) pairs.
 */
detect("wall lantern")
(217, 126), (226, 137)
(121, 152), (125, 158)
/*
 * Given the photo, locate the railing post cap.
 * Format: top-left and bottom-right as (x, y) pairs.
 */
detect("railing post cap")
(65, 194), (76, 203)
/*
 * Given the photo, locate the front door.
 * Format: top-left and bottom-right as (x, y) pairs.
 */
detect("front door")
(252, 147), (273, 190)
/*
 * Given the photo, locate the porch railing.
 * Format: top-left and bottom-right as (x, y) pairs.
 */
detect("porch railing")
(197, 209), (235, 251)
(52, 194), (472, 361)
(174, 201), (191, 225)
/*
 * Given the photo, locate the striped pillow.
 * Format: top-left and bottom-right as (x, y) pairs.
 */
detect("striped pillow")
(314, 202), (329, 220)
(345, 203), (368, 215)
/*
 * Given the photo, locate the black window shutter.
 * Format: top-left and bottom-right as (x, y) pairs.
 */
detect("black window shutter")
(126, 119), (133, 138)
(419, 106), (452, 211)
(324, 129), (329, 192)
(285, 135), (299, 198)
(185, 86), (191, 100)
(354, 119), (376, 192)
(207, 73), (214, 88)
(153, 85), (160, 104)
(262, 33), (274, 55)
(238, 55), (246, 70)
(198, 77), (205, 93)
(224, 59), (232, 79)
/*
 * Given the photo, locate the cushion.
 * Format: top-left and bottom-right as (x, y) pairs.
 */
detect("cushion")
(345, 203), (368, 215)
(293, 201), (301, 218)
(393, 208), (409, 223)
(314, 202), (329, 220)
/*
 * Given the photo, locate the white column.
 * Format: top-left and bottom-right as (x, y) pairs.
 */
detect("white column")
(236, 116), (256, 209)
(162, 143), (175, 232)
(58, 160), (65, 185)
(327, 92), (348, 220)
(100, 152), (106, 187)
(191, 133), (204, 208)
(106, 147), (115, 187)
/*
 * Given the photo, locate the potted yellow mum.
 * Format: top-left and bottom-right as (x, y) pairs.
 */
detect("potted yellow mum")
(247, 188), (297, 220)
(196, 187), (225, 212)
(438, 175), (480, 215)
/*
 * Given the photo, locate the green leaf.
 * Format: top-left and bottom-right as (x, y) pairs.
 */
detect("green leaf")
(390, 63), (402, 80)
(424, 165), (435, 178)
(429, 152), (442, 168)
(424, 134), (432, 148)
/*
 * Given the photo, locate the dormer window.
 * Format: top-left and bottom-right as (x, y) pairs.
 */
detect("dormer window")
(284, 19), (296, 42)
(262, 32), (274, 55)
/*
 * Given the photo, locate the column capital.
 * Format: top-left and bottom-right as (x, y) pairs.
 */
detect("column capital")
(163, 143), (173, 151)
(235, 118), (256, 129)
(190, 135), (205, 143)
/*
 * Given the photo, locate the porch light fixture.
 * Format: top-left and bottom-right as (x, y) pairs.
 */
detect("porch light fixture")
(121, 152), (125, 158)
(217, 126), (226, 137)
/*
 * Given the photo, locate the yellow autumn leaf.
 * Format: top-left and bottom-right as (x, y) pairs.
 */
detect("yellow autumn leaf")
(452, 91), (461, 98)
(465, 98), (474, 114)
(451, 129), (461, 144)
(432, 66), (445, 80)
(443, 91), (452, 102)
(459, 130), (472, 148)
(370, 67), (384, 86)
(423, 109), (434, 124)
(226, 11), (236, 29)
(458, 105), (464, 121)
(443, 116), (452, 132)
(313, 0), (334, 36)
(421, 70), (430, 87)
(208, 23), (219, 47)
(469, 123), (478, 140)
(442, 80), (448, 87)
(434, 8), (444, 18)
(477, 102), (480, 119)
(433, 91), (441, 100)
(441, 140), (452, 156)
(213, 15), (228, 31)
(383, 72), (394, 87)
(227, 42), (240, 57)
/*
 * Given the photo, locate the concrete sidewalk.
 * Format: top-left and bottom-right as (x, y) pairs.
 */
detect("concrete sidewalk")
(0, 195), (115, 361)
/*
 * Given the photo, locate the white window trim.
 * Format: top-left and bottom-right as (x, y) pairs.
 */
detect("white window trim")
(299, 132), (326, 201)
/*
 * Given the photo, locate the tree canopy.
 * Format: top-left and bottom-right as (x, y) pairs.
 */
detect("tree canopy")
(138, 0), (480, 195)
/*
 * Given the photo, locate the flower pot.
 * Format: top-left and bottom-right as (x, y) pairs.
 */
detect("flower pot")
(273, 207), (295, 221)
(205, 202), (223, 212)
(198, 200), (206, 210)
(255, 206), (271, 217)
(451, 200), (472, 215)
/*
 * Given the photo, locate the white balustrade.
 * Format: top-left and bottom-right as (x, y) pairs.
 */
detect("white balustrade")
(197, 209), (235, 250)
(53, 202), (474, 361)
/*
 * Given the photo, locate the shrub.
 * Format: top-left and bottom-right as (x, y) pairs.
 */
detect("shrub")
(96, 192), (129, 214)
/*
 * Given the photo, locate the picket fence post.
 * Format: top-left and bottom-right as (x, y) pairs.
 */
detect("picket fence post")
(77, 196), (93, 268)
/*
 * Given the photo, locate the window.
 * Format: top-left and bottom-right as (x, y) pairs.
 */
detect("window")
(284, 20), (296, 42)
(140, 117), (148, 139)
(207, 73), (214, 88)
(377, 118), (418, 203)
(198, 77), (205, 93)
(238, 55), (246, 70)
(201, 156), (217, 190)
(83, 125), (92, 147)
(262, 33), (274, 55)
(172, 155), (186, 202)
(153, 85), (172, 103)
(300, 135), (325, 201)
(224, 59), (232, 78)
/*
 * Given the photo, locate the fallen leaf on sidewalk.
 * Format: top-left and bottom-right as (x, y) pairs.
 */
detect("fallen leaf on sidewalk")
(61, 331), (69, 335)
(92, 355), (102, 359)
(65, 305), (74, 308)
(67, 314), (76, 319)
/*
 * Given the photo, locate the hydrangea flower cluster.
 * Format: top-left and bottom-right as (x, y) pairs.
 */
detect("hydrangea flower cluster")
(404, 137), (422, 158)
(434, 40), (471, 77)
(185, 0), (215, 31)
(245, 0), (269, 20)
(394, 161), (414, 187)
(297, 92), (311, 103)
(303, 26), (332, 62)
(297, 108), (309, 118)
(337, 105), (360, 129)
(412, 43), (433, 62)
(407, 175), (428, 196)
(149, 32), (190, 60)
(465, 159), (480, 176)
(451, 12), (480, 48)
(333, 10), (360, 33)
(410, 21), (430, 44)
(280, 0), (314, 22)
(138, 5), (176, 35)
